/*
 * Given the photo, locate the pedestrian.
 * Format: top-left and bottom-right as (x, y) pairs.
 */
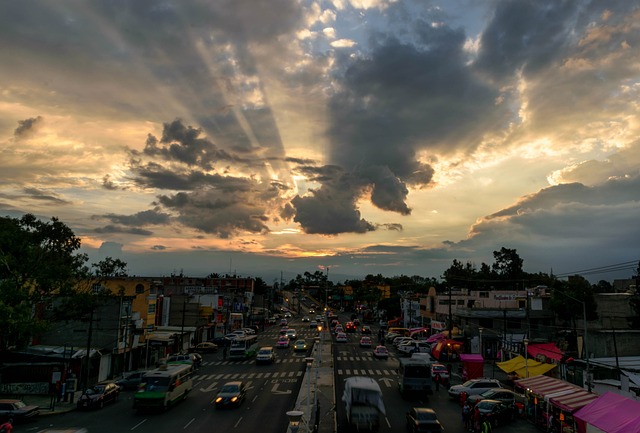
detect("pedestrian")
(434, 373), (440, 391)
(462, 400), (472, 430)
(473, 407), (481, 433)
(0, 418), (13, 433)
(223, 345), (228, 360)
(481, 419), (493, 433)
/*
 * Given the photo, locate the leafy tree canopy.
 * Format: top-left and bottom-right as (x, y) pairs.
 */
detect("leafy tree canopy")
(0, 214), (127, 350)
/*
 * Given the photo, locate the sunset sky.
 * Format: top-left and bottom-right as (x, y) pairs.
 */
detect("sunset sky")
(1, 0), (639, 284)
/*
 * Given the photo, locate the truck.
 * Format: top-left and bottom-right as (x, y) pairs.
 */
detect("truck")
(397, 357), (432, 397)
(342, 377), (386, 431)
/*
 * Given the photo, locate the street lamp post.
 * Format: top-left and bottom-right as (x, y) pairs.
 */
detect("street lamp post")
(286, 410), (304, 433)
(479, 327), (484, 356)
(524, 338), (529, 378)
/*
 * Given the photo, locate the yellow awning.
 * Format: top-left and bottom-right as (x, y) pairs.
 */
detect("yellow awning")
(496, 355), (556, 378)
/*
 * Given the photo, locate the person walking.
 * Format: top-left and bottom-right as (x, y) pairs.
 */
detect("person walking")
(481, 419), (493, 433)
(434, 373), (441, 391)
(473, 407), (481, 433)
(462, 400), (472, 431)
(0, 418), (14, 433)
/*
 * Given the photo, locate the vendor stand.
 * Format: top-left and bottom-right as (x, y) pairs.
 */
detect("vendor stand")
(515, 375), (597, 433)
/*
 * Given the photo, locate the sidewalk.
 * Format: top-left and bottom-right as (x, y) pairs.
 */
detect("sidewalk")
(19, 391), (82, 416)
(291, 330), (335, 433)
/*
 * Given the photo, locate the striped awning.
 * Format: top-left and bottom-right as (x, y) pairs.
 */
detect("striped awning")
(515, 375), (598, 413)
(549, 389), (598, 413)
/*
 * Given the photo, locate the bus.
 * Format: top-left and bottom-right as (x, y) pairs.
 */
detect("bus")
(228, 335), (259, 360)
(133, 364), (193, 412)
(397, 357), (432, 397)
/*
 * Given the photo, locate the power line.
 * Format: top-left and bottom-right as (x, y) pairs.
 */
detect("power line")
(555, 260), (638, 278)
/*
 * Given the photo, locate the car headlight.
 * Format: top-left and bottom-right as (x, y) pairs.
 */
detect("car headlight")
(231, 397), (238, 402)
(215, 397), (223, 403)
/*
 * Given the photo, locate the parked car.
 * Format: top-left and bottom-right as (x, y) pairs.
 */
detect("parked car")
(373, 345), (389, 359)
(76, 382), (120, 410)
(277, 336), (290, 348)
(215, 381), (246, 409)
(193, 342), (218, 354)
(0, 399), (40, 423)
(294, 339), (309, 352)
(405, 407), (443, 433)
(166, 353), (194, 367)
(256, 347), (276, 364)
(448, 378), (503, 400)
(466, 388), (524, 406)
(335, 332), (348, 343)
(398, 341), (431, 356)
(359, 336), (372, 348)
(475, 399), (516, 427)
(115, 371), (145, 391)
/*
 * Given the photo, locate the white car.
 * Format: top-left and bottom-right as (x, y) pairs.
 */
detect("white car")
(242, 328), (256, 335)
(335, 332), (348, 343)
(448, 378), (503, 400)
(286, 329), (298, 340)
(397, 341), (431, 355)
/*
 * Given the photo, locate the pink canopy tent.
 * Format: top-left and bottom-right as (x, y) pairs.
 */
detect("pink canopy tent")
(460, 354), (484, 380)
(526, 342), (563, 362)
(574, 392), (640, 433)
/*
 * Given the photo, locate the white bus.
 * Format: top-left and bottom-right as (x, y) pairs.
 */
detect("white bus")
(133, 364), (193, 411)
(229, 335), (259, 360)
(398, 357), (432, 397)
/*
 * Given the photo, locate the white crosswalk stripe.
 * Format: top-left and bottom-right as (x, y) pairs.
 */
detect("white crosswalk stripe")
(336, 369), (396, 376)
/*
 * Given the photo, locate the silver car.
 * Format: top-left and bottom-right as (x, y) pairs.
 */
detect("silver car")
(448, 378), (503, 400)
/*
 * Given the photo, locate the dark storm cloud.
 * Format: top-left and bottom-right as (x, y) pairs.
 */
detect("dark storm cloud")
(156, 190), (270, 238)
(291, 9), (507, 234)
(140, 120), (238, 170)
(445, 175), (640, 276)
(474, 0), (579, 80)
(97, 209), (171, 226)
(14, 116), (43, 139)
(23, 188), (70, 205)
(291, 170), (376, 235)
(94, 225), (153, 236)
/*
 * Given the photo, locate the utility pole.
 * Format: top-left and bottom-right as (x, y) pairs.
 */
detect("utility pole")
(83, 309), (94, 393)
(448, 288), (452, 337)
(180, 297), (187, 352)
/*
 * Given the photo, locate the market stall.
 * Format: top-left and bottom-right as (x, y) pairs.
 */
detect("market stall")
(574, 392), (640, 433)
(460, 354), (484, 380)
(496, 355), (556, 379)
(515, 375), (597, 433)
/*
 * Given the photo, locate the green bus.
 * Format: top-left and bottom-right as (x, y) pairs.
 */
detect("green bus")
(133, 364), (193, 411)
(229, 335), (259, 360)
